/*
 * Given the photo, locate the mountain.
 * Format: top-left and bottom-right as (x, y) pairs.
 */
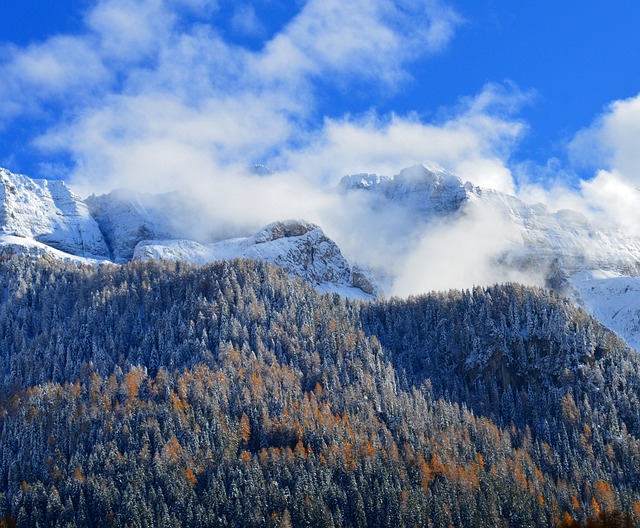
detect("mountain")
(0, 168), (109, 259)
(133, 219), (377, 297)
(339, 163), (471, 218)
(3, 163), (640, 524)
(569, 272), (640, 351)
(339, 163), (640, 279)
(3, 163), (640, 347)
(0, 168), (375, 298)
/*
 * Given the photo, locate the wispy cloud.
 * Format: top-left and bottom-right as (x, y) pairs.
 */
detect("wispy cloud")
(566, 94), (640, 236)
(0, 36), (109, 122)
(0, 0), (464, 188)
(231, 4), (266, 38)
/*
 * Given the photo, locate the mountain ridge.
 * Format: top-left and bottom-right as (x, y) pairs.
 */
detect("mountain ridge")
(3, 163), (640, 347)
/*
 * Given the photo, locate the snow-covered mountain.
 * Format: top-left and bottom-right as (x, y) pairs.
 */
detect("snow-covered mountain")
(569, 272), (640, 351)
(339, 163), (640, 348)
(0, 168), (375, 298)
(4, 163), (640, 348)
(339, 164), (470, 218)
(133, 219), (376, 298)
(85, 189), (182, 263)
(339, 164), (640, 278)
(0, 168), (109, 259)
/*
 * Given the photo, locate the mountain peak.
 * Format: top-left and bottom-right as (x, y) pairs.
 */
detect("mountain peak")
(339, 162), (472, 218)
(338, 173), (391, 191)
(396, 163), (462, 188)
(252, 219), (318, 244)
(338, 163), (463, 193)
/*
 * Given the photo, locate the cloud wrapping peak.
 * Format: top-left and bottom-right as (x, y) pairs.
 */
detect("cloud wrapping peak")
(280, 83), (529, 194)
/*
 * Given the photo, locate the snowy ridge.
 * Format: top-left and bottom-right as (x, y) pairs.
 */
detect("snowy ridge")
(470, 192), (640, 278)
(133, 219), (377, 299)
(340, 164), (470, 217)
(0, 234), (102, 264)
(0, 166), (377, 299)
(340, 163), (640, 278)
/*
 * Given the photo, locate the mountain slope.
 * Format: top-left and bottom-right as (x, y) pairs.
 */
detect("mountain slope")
(85, 188), (212, 263)
(3, 164), (640, 346)
(1, 256), (640, 526)
(339, 163), (640, 347)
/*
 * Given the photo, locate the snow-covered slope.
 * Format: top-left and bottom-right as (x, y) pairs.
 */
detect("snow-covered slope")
(133, 219), (377, 299)
(0, 234), (101, 264)
(0, 168), (109, 258)
(569, 272), (640, 351)
(86, 189), (187, 263)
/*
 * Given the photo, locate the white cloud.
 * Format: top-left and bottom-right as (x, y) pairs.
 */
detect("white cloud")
(231, 4), (266, 38)
(256, 0), (461, 88)
(0, 0), (465, 193)
(0, 37), (109, 120)
(86, 0), (175, 62)
(392, 200), (542, 296)
(553, 93), (640, 236)
(280, 83), (529, 193)
(0, 0), (461, 124)
(570, 94), (640, 187)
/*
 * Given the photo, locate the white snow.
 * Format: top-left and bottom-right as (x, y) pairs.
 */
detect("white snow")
(0, 168), (109, 259)
(570, 272), (640, 350)
(0, 234), (103, 265)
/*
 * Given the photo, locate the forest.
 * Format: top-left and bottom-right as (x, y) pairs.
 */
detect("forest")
(0, 254), (639, 527)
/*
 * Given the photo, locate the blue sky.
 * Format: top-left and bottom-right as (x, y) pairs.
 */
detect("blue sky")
(1, 0), (639, 199)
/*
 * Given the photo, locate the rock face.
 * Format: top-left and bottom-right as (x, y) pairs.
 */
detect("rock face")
(0, 168), (109, 259)
(85, 189), (186, 263)
(133, 219), (377, 298)
(339, 164), (470, 217)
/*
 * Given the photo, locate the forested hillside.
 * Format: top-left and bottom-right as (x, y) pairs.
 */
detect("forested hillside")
(1, 255), (639, 527)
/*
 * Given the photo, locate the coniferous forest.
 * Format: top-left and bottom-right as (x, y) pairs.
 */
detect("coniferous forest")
(1, 255), (640, 527)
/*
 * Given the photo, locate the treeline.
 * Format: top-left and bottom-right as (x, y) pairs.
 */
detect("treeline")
(0, 255), (640, 526)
